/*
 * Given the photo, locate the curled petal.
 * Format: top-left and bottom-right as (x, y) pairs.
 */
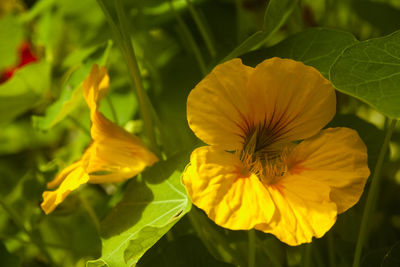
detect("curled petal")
(183, 146), (275, 230)
(41, 65), (157, 214)
(187, 58), (254, 150)
(246, 57), (336, 145)
(46, 161), (82, 189)
(41, 163), (89, 215)
(288, 127), (370, 213)
(83, 64), (110, 114)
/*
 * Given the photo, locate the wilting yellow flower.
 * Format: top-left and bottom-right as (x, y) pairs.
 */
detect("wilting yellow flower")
(41, 65), (158, 214)
(183, 57), (370, 245)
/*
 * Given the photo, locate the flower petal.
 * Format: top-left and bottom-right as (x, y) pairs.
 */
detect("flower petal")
(183, 146), (275, 230)
(187, 58), (254, 150)
(257, 175), (337, 246)
(247, 57), (336, 145)
(288, 127), (370, 213)
(86, 112), (158, 183)
(46, 161), (82, 189)
(41, 164), (89, 215)
(83, 64), (110, 113)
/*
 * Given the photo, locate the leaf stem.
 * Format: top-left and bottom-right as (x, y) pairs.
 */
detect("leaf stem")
(106, 95), (119, 124)
(256, 237), (283, 267)
(327, 231), (336, 267)
(188, 208), (246, 266)
(0, 198), (54, 264)
(184, 0), (216, 58)
(302, 244), (312, 267)
(79, 195), (101, 232)
(352, 119), (397, 267)
(67, 115), (91, 137)
(113, 0), (159, 155)
(97, 0), (160, 156)
(169, 0), (208, 76)
(248, 229), (256, 267)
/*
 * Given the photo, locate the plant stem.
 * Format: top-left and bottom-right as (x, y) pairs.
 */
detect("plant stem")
(68, 115), (91, 136)
(256, 237), (283, 267)
(169, 0), (208, 76)
(0, 198), (26, 234)
(97, 0), (159, 156)
(188, 208), (245, 266)
(0, 199), (54, 264)
(96, 0), (122, 44)
(79, 195), (100, 232)
(352, 119), (397, 267)
(113, 0), (159, 155)
(106, 95), (119, 124)
(303, 244), (312, 267)
(184, 0), (216, 58)
(248, 229), (256, 267)
(327, 231), (336, 267)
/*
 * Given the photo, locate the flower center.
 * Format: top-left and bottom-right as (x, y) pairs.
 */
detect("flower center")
(240, 122), (293, 184)
(242, 118), (286, 159)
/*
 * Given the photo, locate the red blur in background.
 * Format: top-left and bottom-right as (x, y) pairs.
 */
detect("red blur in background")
(1, 42), (38, 83)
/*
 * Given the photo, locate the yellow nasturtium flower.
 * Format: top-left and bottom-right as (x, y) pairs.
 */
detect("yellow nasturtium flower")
(41, 65), (158, 214)
(183, 57), (370, 245)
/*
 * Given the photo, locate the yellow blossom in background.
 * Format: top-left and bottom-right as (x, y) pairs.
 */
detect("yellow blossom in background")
(183, 57), (370, 246)
(41, 65), (158, 214)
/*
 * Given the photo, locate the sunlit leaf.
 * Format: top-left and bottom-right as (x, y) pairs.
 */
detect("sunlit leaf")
(242, 28), (358, 78)
(87, 152), (192, 267)
(32, 41), (112, 130)
(0, 61), (50, 124)
(0, 119), (59, 155)
(330, 29), (400, 118)
(222, 0), (296, 61)
(0, 14), (23, 69)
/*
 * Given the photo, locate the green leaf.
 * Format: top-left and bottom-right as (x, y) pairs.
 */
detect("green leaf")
(0, 119), (60, 156)
(0, 242), (20, 267)
(138, 235), (234, 267)
(32, 85), (83, 130)
(38, 207), (102, 266)
(0, 15), (24, 69)
(32, 41), (112, 130)
(87, 152), (192, 267)
(382, 241), (400, 267)
(242, 28), (358, 78)
(0, 61), (51, 124)
(222, 0), (296, 62)
(352, 1), (400, 36)
(361, 241), (400, 267)
(330, 29), (400, 118)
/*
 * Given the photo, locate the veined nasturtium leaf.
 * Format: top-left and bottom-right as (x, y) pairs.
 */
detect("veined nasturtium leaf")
(222, 0), (296, 62)
(87, 152), (192, 267)
(330, 29), (400, 118)
(242, 28), (358, 78)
